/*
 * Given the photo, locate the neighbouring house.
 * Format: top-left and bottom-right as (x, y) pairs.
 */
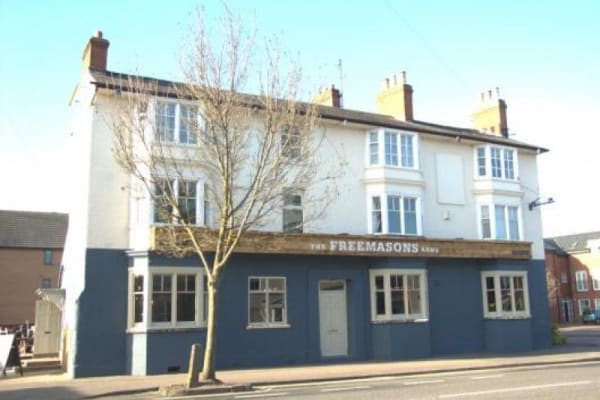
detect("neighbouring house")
(61, 31), (551, 378)
(0, 210), (68, 327)
(545, 231), (600, 324)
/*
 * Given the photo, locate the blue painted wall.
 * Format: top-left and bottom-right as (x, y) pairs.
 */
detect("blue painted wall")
(74, 249), (128, 377)
(73, 250), (551, 376)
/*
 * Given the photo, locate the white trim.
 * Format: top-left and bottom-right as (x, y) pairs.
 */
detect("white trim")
(476, 201), (522, 241)
(474, 144), (519, 181)
(247, 276), (289, 329)
(364, 129), (419, 170)
(367, 191), (422, 235)
(481, 271), (530, 319)
(369, 269), (429, 322)
(152, 99), (201, 146)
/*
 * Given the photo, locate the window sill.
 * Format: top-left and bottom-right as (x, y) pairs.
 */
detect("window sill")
(370, 318), (428, 324)
(474, 177), (519, 183)
(127, 325), (206, 334)
(483, 315), (531, 320)
(246, 323), (291, 330)
(366, 164), (420, 172)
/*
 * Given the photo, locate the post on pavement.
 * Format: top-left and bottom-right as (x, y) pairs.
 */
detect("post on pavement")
(186, 343), (202, 388)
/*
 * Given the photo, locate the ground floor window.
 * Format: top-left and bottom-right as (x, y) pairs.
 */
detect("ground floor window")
(481, 271), (530, 318)
(248, 277), (288, 328)
(578, 298), (591, 316)
(369, 269), (428, 322)
(128, 267), (206, 330)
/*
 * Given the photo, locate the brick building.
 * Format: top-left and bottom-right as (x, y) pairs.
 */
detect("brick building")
(545, 231), (600, 324)
(0, 210), (68, 326)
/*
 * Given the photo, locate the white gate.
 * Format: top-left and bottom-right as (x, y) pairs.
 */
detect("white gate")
(34, 297), (62, 356)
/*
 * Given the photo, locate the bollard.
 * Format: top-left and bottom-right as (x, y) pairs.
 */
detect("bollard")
(186, 343), (203, 388)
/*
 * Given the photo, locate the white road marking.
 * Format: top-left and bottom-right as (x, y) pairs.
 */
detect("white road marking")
(470, 374), (504, 380)
(235, 392), (289, 399)
(403, 379), (445, 385)
(439, 380), (593, 398)
(320, 385), (371, 392)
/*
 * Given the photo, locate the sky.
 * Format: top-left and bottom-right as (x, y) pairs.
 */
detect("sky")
(0, 0), (598, 238)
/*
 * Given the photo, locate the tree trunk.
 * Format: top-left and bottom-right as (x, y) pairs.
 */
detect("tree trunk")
(200, 280), (218, 381)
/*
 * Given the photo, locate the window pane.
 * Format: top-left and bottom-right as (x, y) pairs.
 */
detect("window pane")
(134, 276), (144, 292)
(134, 294), (144, 323)
(486, 276), (496, 312)
(376, 291), (386, 315)
(369, 131), (379, 165)
(281, 127), (301, 159)
(372, 196), (382, 233)
(375, 275), (384, 289)
(44, 249), (53, 265)
(391, 289), (405, 315)
(152, 293), (171, 322)
(387, 196), (401, 233)
(153, 179), (174, 223)
(481, 205), (491, 239)
(283, 209), (303, 233)
(477, 147), (486, 176)
(400, 134), (414, 167)
(508, 206), (519, 240)
(268, 293), (285, 323)
(178, 181), (197, 224)
(495, 205), (507, 239)
(504, 150), (514, 179)
(491, 147), (502, 178)
(384, 132), (398, 165)
(177, 293), (195, 322)
(249, 293), (266, 323)
(268, 278), (285, 291)
(514, 277), (525, 311)
(156, 102), (176, 142)
(500, 276), (512, 312)
(404, 198), (417, 234)
(407, 275), (421, 314)
(249, 278), (260, 291)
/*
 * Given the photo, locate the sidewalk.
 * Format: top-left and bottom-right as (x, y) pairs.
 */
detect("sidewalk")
(1, 338), (599, 400)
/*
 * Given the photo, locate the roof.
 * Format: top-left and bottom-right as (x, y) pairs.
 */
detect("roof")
(0, 210), (69, 249)
(545, 231), (600, 254)
(88, 69), (548, 154)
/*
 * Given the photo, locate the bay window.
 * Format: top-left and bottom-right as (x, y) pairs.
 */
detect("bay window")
(478, 203), (521, 240)
(283, 192), (303, 233)
(368, 193), (421, 235)
(481, 271), (530, 318)
(152, 178), (207, 225)
(366, 129), (418, 169)
(370, 269), (428, 322)
(474, 145), (517, 180)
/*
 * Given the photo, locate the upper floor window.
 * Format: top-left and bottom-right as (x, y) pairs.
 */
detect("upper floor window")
(593, 275), (600, 291)
(479, 203), (521, 240)
(482, 271), (530, 319)
(152, 178), (206, 225)
(154, 101), (199, 145)
(369, 269), (428, 322)
(576, 270), (588, 292)
(281, 126), (301, 159)
(368, 193), (421, 235)
(366, 129), (418, 169)
(283, 192), (303, 233)
(43, 249), (53, 265)
(475, 145), (517, 180)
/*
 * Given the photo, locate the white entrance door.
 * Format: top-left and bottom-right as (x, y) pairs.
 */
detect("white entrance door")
(34, 300), (62, 355)
(319, 280), (348, 357)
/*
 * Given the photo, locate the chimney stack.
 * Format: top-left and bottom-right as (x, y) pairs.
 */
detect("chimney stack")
(472, 88), (508, 137)
(313, 85), (342, 108)
(375, 71), (414, 121)
(82, 30), (110, 71)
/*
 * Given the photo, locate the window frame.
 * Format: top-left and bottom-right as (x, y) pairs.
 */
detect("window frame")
(481, 271), (530, 319)
(367, 192), (422, 235)
(282, 191), (303, 233)
(127, 267), (206, 331)
(477, 202), (522, 241)
(247, 276), (289, 329)
(474, 145), (518, 181)
(151, 178), (207, 226)
(575, 270), (589, 292)
(153, 100), (200, 146)
(43, 249), (53, 265)
(369, 269), (428, 322)
(365, 129), (419, 170)
(593, 274), (600, 291)
(578, 298), (591, 315)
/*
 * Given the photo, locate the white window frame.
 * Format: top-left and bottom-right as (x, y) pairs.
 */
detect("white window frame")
(576, 270), (589, 292)
(153, 100), (200, 145)
(481, 271), (530, 319)
(477, 202), (523, 241)
(282, 191), (303, 233)
(151, 178), (207, 226)
(247, 276), (289, 329)
(474, 145), (518, 181)
(369, 269), (428, 322)
(365, 129), (419, 169)
(127, 266), (206, 331)
(367, 192), (422, 235)
(595, 299), (600, 311)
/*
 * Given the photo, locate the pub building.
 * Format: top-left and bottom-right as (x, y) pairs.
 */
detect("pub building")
(61, 32), (550, 377)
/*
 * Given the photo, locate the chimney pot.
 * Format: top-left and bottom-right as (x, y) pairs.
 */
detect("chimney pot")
(95, 30), (103, 39)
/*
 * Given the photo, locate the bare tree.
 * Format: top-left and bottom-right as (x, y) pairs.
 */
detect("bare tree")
(109, 6), (340, 383)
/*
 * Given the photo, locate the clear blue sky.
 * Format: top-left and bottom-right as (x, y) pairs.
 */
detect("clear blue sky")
(1, 0), (598, 237)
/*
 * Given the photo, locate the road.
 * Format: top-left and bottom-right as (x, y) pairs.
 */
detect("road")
(129, 361), (600, 400)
